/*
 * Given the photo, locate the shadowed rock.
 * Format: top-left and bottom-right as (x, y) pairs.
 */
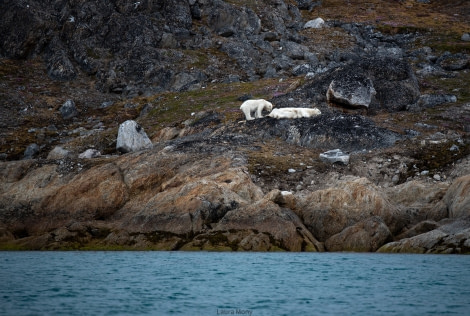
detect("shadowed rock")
(325, 216), (393, 252)
(378, 217), (470, 254)
(295, 178), (407, 242)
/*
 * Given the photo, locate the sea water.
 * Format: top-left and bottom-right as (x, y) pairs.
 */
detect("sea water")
(1, 251), (469, 316)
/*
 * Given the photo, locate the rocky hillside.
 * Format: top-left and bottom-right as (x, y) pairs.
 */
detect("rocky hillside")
(1, 0), (469, 253)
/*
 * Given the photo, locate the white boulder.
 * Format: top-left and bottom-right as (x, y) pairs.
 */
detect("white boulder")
(304, 18), (325, 29)
(319, 149), (350, 165)
(47, 146), (72, 160)
(116, 120), (152, 153)
(78, 149), (101, 159)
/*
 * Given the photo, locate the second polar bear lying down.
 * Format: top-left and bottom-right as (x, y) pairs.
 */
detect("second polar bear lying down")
(268, 107), (321, 119)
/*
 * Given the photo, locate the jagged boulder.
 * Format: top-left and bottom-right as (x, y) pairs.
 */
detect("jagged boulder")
(47, 146), (72, 160)
(319, 149), (350, 165)
(23, 144), (40, 159)
(78, 149), (101, 159)
(326, 73), (376, 109)
(305, 55), (420, 112)
(116, 120), (152, 153)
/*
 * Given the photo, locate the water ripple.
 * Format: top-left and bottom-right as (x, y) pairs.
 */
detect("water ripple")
(1, 252), (469, 315)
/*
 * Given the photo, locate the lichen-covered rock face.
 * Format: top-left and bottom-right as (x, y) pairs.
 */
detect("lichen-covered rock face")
(377, 217), (470, 254)
(442, 175), (470, 219)
(325, 216), (393, 252)
(0, 147), (322, 251)
(326, 74), (376, 109)
(294, 178), (407, 242)
(213, 198), (323, 252)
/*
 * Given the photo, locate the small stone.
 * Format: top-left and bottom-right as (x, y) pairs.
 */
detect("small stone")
(78, 149), (101, 159)
(59, 99), (78, 119)
(418, 94), (457, 108)
(303, 18), (325, 29)
(433, 174), (441, 181)
(23, 143), (39, 159)
(100, 101), (114, 108)
(449, 144), (459, 151)
(421, 170), (430, 176)
(319, 149), (350, 165)
(47, 146), (71, 160)
(288, 168), (296, 173)
(461, 33), (470, 42)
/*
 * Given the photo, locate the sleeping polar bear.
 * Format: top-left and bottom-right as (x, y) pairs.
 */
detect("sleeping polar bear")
(240, 99), (273, 120)
(268, 107), (321, 119)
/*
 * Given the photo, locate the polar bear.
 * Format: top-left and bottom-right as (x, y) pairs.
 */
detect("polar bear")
(268, 107), (321, 119)
(240, 99), (273, 120)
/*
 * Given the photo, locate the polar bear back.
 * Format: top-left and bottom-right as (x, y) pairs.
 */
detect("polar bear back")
(268, 107), (321, 119)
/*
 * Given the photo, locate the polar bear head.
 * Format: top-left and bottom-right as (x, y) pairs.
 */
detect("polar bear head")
(263, 100), (273, 112)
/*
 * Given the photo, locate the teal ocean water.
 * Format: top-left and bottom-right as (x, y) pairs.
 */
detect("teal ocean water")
(1, 251), (469, 315)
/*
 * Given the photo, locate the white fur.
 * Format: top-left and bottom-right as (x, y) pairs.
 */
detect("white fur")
(240, 99), (274, 120)
(268, 107), (321, 119)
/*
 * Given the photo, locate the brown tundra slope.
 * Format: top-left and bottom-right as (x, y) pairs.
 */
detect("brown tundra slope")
(0, 0), (469, 252)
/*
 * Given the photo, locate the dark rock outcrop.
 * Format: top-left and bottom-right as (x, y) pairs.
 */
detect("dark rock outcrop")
(303, 55), (420, 112)
(245, 112), (401, 152)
